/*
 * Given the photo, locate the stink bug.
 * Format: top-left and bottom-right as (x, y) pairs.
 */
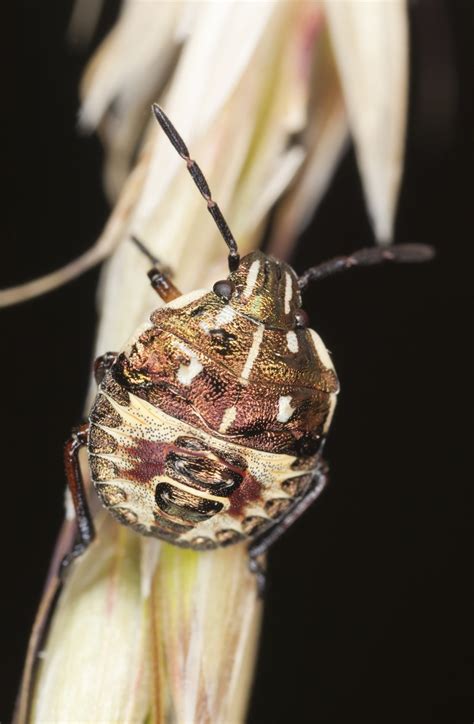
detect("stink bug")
(64, 104), (434, 591)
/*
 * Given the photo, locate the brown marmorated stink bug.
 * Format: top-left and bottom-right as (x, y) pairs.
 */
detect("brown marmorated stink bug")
(64, 104), (434, 593)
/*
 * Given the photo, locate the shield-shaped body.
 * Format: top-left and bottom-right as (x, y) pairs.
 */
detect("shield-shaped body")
(88, 251), (339, 549)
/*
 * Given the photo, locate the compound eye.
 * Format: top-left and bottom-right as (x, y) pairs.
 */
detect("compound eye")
(213, 279), (234, 301)
(295, 309), (310, 329)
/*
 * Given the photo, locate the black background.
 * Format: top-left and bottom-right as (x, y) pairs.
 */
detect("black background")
(3, 1), (473, 721)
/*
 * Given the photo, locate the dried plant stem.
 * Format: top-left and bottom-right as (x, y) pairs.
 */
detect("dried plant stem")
(15, 3), (411, 720)
(149, 546), (262, 723)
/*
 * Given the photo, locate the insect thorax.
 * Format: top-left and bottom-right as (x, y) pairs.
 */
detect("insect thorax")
(88, 251), (339, 549)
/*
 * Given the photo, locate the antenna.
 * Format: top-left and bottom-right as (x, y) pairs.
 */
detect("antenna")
(130, 235), (159, 266)
(152, 104), (240, 272)
(298, 244), (435, 290)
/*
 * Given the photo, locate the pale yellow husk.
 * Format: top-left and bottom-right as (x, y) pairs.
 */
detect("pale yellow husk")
(19, 2), (409, 721)
(323, 0), (408, 243)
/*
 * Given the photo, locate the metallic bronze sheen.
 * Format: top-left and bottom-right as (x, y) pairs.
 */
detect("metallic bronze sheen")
(88, 250), (339, 548)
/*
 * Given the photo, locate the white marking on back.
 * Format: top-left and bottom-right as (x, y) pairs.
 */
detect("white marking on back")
(284, 272), (293, 314)
(219, 405), (237, 433)
(177, 359), (203, 385)
(215, 305), (235, 327)
(174, 340), (203, 385)
(244, 260), (260, 297)
(309, 329), (335, 370)
(241, 324), (264, 381)
(286, 330), (298, 353)
(277, 395), (295, 423)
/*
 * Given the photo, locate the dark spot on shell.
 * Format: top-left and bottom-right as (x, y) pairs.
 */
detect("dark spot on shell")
(295, 309), (310, 328)
(90, 395), (122, 428)
(155, 482), (223, 523)
(263, 259), (271, 286)
(217, 448), (247, 469)
(166, 451), (243, 496)
(112, 353), (153, 390)
(88, 425), (117, 454)
(264, 497), (292, 519)
(291, 433), (323, 459)
(242, 516), (269, 536)
(209, 328), (237, 356)
(216, 528), (245, 546)
(175, 436), (208, 451)
(238, 421), (268, 439)
(213, 279), (234, 301)
(290, 447), (323, 470)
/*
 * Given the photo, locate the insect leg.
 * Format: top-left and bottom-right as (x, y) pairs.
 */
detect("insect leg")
(61, 423), (95, 572)
(147, 266), (182, 302)
(248, 462), (329, 595)
(131, 235), (182, 302)
(94, 351), (118, 385)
